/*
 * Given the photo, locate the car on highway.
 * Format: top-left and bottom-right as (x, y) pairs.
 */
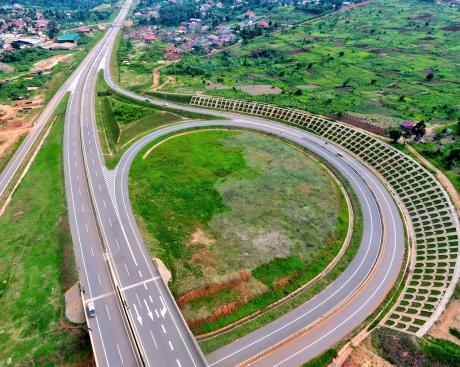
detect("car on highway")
(87, 301), (96, 317)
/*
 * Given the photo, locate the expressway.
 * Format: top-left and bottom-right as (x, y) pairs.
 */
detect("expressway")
(65, 1), (207, 366)
(0, 0), (406, 365)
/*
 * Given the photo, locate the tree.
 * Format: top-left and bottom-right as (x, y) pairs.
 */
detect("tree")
(433, 132), (443, 145)
(47, 20), (59, 39)
(402, 129), (412, 143)
(412, 121), (426, 141)
(389, 127), (402, 143)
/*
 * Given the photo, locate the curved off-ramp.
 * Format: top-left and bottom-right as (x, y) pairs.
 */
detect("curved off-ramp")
(112, 117), (405, 366)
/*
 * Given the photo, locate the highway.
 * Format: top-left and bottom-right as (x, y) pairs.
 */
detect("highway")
(0, 0), (406, 365)
(65, 1), (207, 366)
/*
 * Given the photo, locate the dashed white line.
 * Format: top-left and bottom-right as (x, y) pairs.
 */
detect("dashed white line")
(98, 184), (102, 192)
(116, 344), (124, 365)
(115, 239), (120, 250)
(155, 309), (159, 318)
(149, 295), (153, 303)
(168, 340), (174, 351)
(103, 199), (107, 208)
(149, 330), (158, 349)
(105, 304), (111, 321)
(176, 359), (182, 367)
(124, 263), (130, 276)
(81, 204), (85, 214)
(97, 273), (102, 286)
(90, 246), (94, 257)
(138, 270), (142, 278)
(85, 223), (89, 233)
(108, 217), (112, 227)
(161, 324), (166, 334)
(144, 283), (148, 290)
(136, 293), (142, 308)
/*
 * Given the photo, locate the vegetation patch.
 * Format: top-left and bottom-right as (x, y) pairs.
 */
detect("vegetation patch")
(0, 96), (91, 365)
(95, 72), (219, 167)
(372, 327), (460, 367)
(156, 0), (460, 127)
(129, 129), (349, 334)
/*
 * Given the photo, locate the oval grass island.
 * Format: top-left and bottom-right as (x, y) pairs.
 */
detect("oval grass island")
(128, 129), (351, 335)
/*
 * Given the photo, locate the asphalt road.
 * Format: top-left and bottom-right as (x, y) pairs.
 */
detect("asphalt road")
(64, 1), (208, 366)
(112, 116), (405, 366)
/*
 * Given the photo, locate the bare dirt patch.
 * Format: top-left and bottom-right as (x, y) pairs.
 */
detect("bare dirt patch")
(206, 82), (232, 90)
(236, 84), (282, 95)
(64, 282), (85, 324)
(31, 53), (73, 74)
(443, 23), (460, 32)
(344, 343), (393, 367)
(429, 299), (460, 346)
(189, 227), (216, 246)
(0, 97), (44, 164)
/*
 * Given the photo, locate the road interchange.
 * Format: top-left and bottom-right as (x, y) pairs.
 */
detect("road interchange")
(0, 1), (409, 365)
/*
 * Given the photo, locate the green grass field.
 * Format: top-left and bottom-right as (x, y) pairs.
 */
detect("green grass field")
(129, 129), (350, 334)
(0, 96), (91, 366)
(95, 72), (220, 168)
(156, 0), (460, 127)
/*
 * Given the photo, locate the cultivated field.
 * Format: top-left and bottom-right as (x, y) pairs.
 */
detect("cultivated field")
(129, 129), (348, 333)
(159, 0), (460, 127)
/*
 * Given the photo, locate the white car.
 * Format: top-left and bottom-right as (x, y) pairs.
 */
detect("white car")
(87, 301), (96, 318)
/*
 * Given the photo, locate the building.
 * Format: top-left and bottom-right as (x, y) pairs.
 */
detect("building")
(144, 32), (156, 43)
(56, 33), (80, 44)
(78, 26), (92, 34)
(164, 46), (183, 61)
(243, 11), (256, 20)
(400, 121), (416, 132)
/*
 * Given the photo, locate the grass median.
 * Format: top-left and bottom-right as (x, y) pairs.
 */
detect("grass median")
(0, 96), (91, 366)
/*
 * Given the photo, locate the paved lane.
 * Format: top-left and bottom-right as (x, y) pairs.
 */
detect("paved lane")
(113, 119), (404, 367)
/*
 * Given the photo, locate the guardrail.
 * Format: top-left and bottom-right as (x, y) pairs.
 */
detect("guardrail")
(190, 95), (460, 337)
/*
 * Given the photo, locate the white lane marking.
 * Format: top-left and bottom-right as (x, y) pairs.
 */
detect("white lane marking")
(144, 283), (148, 290)
(105, 304), (111, 321)
(161, 324), (166, 334)
(108, 217), (112, 227)
(155, 309), (159, 318)
(119, 277), (158, 292)
(116, 344), (124, 365)
(95, 170), (98, 177)
(159, 296), (167, 318)
(136, 293), (142, 308)
(97, 273), (102, 286)
(149, 330), (158, 349)
(78, 188), (82, 196)
(168, 340), (174, 351)
(90, 247), (94, 257)
(81, 204), (85, 213)
(138, 270), (142, 278)
(115, 239), (120, 250)
(149, 295), (153, 303)
(98, 184), (102, 192)
(176, 360), (182, 367)
(133, 303), (142, 325)
(124, 263), (130, 276)
(103, 199), (107, 208)
(85, 223), (89, 233)
(144, 299), (153, 320)
(76, 174), (79, 181)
